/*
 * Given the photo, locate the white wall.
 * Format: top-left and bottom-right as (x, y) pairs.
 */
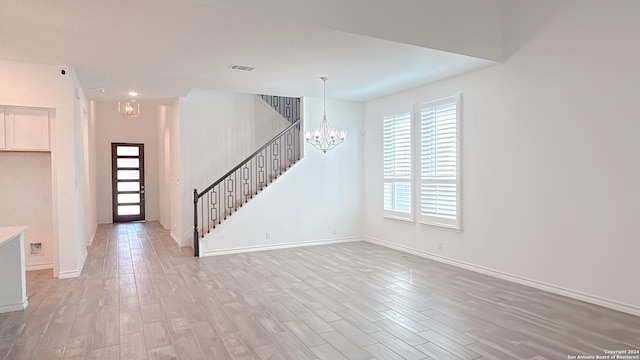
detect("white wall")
(0, 152), (53, 270)
(200, 97), (363, 255)
(363, 0), (640, 314)
(95, 101), (160, 223)
(0, 60), (87, 278)
(177, 90), (291, 245)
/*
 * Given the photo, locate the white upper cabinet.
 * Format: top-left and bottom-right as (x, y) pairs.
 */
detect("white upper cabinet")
(2, 106), (50, 151)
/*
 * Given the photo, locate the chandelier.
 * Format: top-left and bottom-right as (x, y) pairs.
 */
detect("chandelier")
(118, 92), (140, 117)
(118, 100), (139, 117)
(304, 77), (347, 153)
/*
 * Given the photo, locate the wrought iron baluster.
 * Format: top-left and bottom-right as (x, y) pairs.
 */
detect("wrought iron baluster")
(293, 128), (297, 163)
(215, 187), (217, 225)
(263, 147), (267, 186)
(207, 190), (211, 233)
(286, 130), (292, 168)
(272, 140), (279, 178)
(265, 146), (269, 185)
(253, 156), (256, 195)
(242, 164), (247, 204)
(275, 138), (278, 176)
(280, 135), (284, 172)
(257, 151), (261, 190)
(235, 169), (238, 208)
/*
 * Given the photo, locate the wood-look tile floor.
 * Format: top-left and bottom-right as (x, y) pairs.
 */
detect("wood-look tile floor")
(1, 222), (638, 360)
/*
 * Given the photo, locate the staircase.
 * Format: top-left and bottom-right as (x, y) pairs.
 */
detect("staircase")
(192, 95), (302, 256)
(259, 95), (300, 125)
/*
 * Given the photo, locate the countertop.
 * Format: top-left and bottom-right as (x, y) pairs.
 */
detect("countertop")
(0, 226), (28, 247)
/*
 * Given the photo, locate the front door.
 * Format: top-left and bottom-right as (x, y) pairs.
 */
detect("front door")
(111, 143), (145, 222)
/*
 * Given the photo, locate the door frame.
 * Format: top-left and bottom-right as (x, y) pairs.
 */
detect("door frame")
(111, 142), (145, 222)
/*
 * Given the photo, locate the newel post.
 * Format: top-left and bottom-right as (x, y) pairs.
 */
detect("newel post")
(193, 189), (199, 257)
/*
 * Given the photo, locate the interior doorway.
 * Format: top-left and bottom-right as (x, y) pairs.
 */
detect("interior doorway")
(111, 143), (145, 222)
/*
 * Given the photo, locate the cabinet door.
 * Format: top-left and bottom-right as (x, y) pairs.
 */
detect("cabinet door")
(0, 107), (5, 149)
(5, 107), (50, 151)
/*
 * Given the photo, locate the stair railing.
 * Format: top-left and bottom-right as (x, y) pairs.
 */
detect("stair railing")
(193, 119), (302, 256)
(259, 95), (300, 125)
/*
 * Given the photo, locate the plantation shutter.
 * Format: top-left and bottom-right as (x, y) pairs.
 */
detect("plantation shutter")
(383, 111), (412, 216)
(420, 96), (460, 228)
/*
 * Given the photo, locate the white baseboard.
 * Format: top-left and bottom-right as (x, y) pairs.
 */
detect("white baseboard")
(202, 237), (361, 257)
(78, 248), (87, 275)
(170, 232), (188, 247)
(86, 231), (96, 246)
(0, 299), (28, 313)
(364, 236), (640, 317)
(26, 263), (53, 271)
(57, 269), (82, 279)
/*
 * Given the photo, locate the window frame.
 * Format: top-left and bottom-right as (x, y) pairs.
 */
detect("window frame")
(418, 94), (462, 230)
(382, 108), (414, 221)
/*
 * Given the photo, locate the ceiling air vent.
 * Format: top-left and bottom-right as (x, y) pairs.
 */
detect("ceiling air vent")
(229, 64), (255, 72)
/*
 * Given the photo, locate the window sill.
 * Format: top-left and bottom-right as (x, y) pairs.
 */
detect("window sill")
(382, 214), (414, 223)
(418, 220), (461, 232)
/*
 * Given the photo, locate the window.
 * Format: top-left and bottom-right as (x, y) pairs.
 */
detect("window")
(382, 111), (412, 218)
(420, 95), (461, 229)
(380, 95), (462, 229)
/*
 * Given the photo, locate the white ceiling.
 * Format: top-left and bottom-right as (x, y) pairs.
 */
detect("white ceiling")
(0, 0), (497, 102)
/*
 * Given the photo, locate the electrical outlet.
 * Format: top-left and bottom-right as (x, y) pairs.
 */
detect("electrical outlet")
(30, 243), (43, 256)
(438, 242), (444, 251)
(332, 228), (337, 235)
(266, 232), (271, 239)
